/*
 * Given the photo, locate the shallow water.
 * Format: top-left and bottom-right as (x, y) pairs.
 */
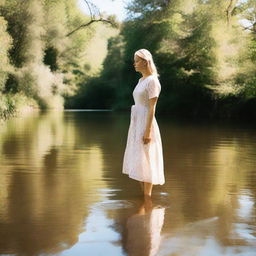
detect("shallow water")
(0, 110), (255, 256)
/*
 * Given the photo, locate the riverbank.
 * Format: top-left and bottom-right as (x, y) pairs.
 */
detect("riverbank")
(0, 93), (39, 121)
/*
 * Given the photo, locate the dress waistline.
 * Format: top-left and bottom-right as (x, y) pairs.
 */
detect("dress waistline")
(132, 104), (148, 110)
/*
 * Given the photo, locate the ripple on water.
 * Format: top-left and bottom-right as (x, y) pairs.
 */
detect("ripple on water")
(97, 200), (135, 210)
(96, 188), (122, 197)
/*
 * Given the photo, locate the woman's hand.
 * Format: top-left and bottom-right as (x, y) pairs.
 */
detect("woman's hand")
(143, 98), (157, 145)
(143, 130), (151, 144)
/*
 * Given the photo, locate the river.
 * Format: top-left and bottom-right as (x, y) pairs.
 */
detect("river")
(0, 110), (255, 256)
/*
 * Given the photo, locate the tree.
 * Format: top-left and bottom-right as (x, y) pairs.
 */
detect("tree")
(66, 0), (118, 37)
(0, 16), (12, 91)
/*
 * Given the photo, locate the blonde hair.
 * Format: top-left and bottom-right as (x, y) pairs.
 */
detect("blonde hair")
(134, 48), (159, 77)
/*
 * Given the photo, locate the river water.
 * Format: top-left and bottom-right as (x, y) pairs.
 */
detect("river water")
(0, 110), (255, 256)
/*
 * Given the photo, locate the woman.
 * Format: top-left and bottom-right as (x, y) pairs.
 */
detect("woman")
(122, 48), (165, 197)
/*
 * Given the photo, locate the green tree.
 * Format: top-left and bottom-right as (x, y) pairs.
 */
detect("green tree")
(0, 16), (12, 91)
(0, 0), (99, 112)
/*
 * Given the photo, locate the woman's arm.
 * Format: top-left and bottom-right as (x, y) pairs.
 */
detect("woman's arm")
(143, 97), (158, 144)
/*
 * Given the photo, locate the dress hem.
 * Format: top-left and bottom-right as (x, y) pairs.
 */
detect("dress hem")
(123, 172), (165, 185)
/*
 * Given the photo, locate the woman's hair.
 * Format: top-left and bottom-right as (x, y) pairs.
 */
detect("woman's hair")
(134, 48), (159, 76)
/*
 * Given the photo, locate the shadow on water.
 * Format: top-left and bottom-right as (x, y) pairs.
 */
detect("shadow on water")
(0, 110), (255, 256)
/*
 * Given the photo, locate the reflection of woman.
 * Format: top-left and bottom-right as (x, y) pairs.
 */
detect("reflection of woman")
(122, 49), (165, 197)
(125, 197), (165, 256)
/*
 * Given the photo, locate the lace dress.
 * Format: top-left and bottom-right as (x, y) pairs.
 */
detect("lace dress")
(122, 75), (165, 185)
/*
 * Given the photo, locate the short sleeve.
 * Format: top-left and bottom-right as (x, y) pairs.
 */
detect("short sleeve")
(147, 77), (161, 99)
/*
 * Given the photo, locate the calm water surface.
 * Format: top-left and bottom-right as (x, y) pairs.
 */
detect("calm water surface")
(0, 110), (256, 256)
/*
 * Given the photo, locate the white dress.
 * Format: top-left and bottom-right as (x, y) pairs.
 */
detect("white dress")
(122, 74), (165, 185)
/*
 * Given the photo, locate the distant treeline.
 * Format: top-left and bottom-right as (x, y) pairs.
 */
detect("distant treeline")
(66, 0), (256, 120)
(1, 0), (256, 120)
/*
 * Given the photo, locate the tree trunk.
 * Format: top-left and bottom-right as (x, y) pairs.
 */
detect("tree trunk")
(226, 0), (237, 26)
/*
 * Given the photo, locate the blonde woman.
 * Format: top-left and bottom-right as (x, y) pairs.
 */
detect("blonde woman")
(122, 48), (165, 197)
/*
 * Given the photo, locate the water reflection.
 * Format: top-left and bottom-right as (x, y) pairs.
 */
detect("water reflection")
(0, 111), (255, 256)
(0, 111), (107, 255)
(125, 197), (165, 256)
(157, 184), (256, 255)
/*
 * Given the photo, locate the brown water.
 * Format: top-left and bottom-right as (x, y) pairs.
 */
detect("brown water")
(0, 110), (255, 256)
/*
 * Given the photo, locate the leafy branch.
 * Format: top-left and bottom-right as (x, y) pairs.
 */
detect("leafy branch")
(66, 0), (119, 37)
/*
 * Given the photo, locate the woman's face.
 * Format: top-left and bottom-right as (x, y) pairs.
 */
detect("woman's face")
(134, 55), (147, 73)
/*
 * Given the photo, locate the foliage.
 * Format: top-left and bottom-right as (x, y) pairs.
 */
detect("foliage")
(74, 0), (256, 119)
(0, 93), (15, 120)
(0, 0), (100, 118)
(0, 16), (12, 91)
(1, 0), (256, 119)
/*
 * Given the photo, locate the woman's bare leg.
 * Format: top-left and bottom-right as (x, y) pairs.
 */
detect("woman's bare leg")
(144, 182), (153, 196)
(140, 182), (144, 192)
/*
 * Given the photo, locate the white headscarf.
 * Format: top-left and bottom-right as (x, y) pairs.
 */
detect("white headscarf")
(134, 49), (159, 76)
